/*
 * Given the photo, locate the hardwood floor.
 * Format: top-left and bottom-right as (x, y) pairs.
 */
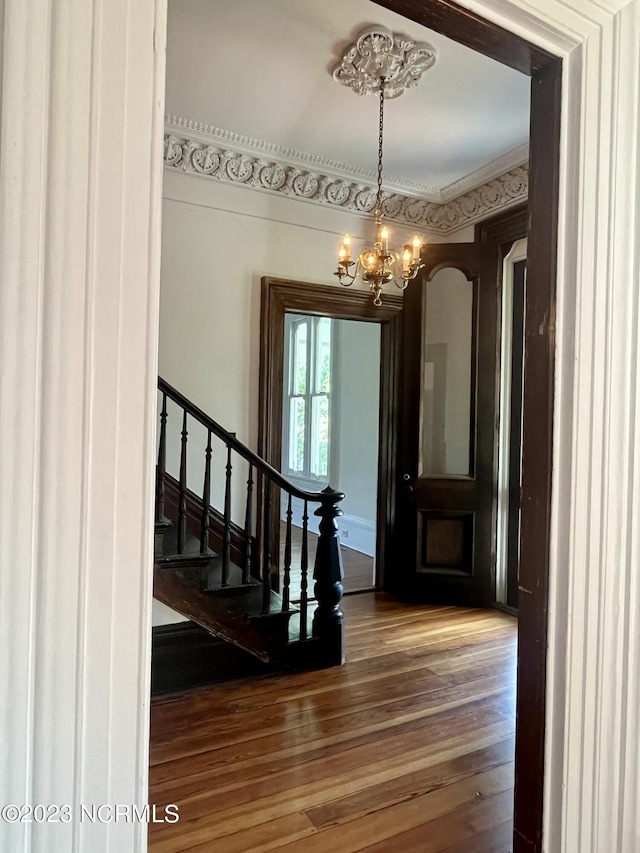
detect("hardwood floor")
(281, 525), (375, 596)
(149, 594), (517, 852)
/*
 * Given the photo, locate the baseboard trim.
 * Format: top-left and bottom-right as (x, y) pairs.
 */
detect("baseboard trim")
(151, 621), (278, 696)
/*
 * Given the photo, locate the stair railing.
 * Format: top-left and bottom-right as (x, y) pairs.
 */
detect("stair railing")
(156, 377), (346, 666)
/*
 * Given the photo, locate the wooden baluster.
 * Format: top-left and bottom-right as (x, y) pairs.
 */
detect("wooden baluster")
(282, 493), (292, 613)
(222, 445), (232, 587)
(200, 428), (212, 553)
(300, 500), (309, 640)
(262, 479), (272, 614)
(177, 409), (188, 555)
(312, 487), (346, 666)
(243, 463), (254, 584)
(155, 392), (168, 523)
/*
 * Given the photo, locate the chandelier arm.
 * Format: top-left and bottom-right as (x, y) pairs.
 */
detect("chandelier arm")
(338, 256), (364, 286)
(392, 273), (410, 291)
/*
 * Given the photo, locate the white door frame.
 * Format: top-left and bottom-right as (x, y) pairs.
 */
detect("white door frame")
(1, 1), (639, 851)
(496, 237), (527, 607)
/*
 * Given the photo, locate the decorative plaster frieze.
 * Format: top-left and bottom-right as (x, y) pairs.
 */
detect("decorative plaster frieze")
(165, 115), (445, 198)
(332, 25), (437, 99)
(163, 128), (528, 234)
(165, 116), (528, 203)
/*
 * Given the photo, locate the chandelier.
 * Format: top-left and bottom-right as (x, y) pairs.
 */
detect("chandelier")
(333, 76), (424, 306)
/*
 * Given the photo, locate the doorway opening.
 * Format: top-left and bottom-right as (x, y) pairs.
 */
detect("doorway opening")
(151, 1), (558, 849)
(281, 312), (380, 594)
(259, 277), (403, 593)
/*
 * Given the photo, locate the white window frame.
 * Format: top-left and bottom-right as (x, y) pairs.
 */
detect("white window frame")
(283, 314), (334, 485)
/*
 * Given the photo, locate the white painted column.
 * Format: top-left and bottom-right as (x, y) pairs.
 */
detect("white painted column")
(550, 4), (640, 850)
(0, 0), (166, 851)
(457, 0), (640, 849)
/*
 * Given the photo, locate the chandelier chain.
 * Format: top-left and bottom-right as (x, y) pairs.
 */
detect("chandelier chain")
(333, 74), (424, 304)
(376, 78), (385, 212)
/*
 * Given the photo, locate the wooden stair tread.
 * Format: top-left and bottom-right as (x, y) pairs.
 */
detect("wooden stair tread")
(153, 563), (276, 663)
(154, 378), (345, 672)
(203, 555), (260, 594)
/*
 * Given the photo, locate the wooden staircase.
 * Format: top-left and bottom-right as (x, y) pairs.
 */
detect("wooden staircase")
(154, 378), (346, 671)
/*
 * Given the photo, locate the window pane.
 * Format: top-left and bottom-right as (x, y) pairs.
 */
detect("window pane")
(293, 321), (308, 395)
(421, 267), (474, 476)
(310, 395), (329, 478)
(315, 317), (332, 393)
(288, 398), (305, 473)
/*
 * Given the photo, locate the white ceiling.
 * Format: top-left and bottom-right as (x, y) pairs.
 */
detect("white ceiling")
(165, 0), (531, 194)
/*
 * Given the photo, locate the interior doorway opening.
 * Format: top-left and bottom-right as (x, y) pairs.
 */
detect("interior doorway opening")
(281, 313), (380, 595)
(151, 0), (559, 848)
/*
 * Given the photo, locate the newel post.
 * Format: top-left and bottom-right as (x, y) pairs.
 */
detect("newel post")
(312, 487), (346, 666)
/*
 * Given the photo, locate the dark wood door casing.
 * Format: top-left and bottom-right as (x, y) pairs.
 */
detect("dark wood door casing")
(372, 3), (560, 851)
(258, 277), (403, 590)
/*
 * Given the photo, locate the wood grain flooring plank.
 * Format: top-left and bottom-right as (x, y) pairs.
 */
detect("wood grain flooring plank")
(149, 668), (510, 767)
(305, 736), (515, 830)
(151, 688), (514, 801)
(438, 818), (514, 852)
(358, 788), (514, 852)
(167, 812), (316, 853)
(148, 721), (514, 849)
(272, 763), (514, 853)
(152, 696), (510, 808)
(148, 595), (517, 853)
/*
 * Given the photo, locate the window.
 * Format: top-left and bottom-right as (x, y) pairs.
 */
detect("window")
(284, 314), (332, 481)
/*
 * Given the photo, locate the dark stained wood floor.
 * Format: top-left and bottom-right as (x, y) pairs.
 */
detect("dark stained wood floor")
(148, 594), (517, 852)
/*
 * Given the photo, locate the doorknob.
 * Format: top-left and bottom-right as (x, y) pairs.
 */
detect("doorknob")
(401, 473), (413, 494)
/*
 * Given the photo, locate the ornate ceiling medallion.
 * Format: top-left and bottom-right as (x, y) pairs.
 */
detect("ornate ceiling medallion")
(333, 25), (437, 99)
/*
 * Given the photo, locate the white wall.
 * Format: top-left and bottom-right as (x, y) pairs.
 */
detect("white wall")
(159, 172), (416, 449)
(0, 0), (4, 139)
(155, 171), (517, 623)
(155, 172), (416, 623)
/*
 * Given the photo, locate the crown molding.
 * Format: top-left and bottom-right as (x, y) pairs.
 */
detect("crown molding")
(440, 142), (529, 200)
(165, 116), (445, 199)
(163, 120), (528, 234)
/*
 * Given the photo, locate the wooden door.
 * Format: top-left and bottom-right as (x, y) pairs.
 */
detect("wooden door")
(397, 242), (500, 606)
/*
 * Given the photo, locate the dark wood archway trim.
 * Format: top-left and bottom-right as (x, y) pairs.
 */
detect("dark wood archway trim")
(372, 3), (560, 850)
(372, 0), (554, 74)
(514, 57), (561, 850)
(475, 202), (528, 246)
(258, 277), (403, 590)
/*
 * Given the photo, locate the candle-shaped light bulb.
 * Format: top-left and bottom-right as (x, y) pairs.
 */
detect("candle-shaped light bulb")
(340, 233), (351, 264)
(403, 246), (412, 273)
(412, 235), (422, 261)
(380, 226), (389, 251)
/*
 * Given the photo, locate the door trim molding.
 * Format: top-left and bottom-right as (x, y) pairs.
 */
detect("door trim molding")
(377, 2), (560, 844)
(259, 277), (403, 589)
(496, 238), (528, 607)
